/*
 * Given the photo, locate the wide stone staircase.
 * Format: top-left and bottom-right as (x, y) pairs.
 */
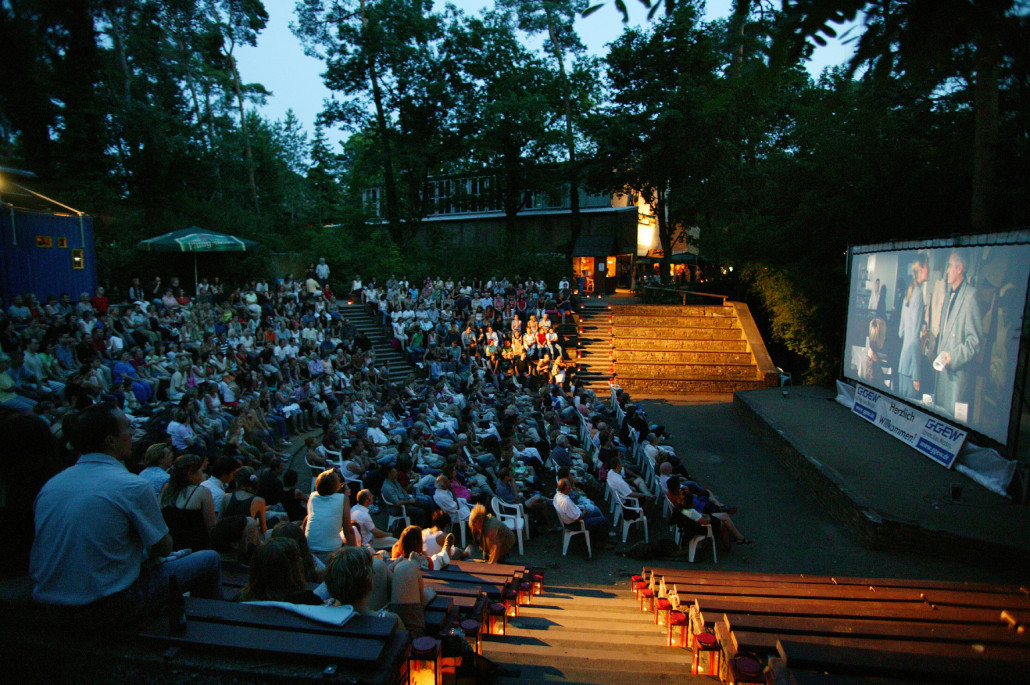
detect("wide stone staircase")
(609, 303), (779, 394)
(485, 584), (696, 684)
(336, 301), (410, 375)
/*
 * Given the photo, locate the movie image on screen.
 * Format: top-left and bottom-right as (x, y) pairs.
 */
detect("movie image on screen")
(844, 237), (1030, 444)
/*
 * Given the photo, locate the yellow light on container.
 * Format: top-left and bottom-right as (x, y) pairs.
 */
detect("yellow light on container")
(460, 619), (482, 655)
(408, 636), (441, 685)
(691, 632), (722, 676)
(488, 602), (507, 636)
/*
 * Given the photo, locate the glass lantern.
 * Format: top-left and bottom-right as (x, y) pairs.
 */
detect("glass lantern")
(408, 636), (441, 685)
(691, 631), (722, 676)
(460, 619), (481, 655)
(504, 587), (519, 617)
(488, 602), (507, 636)
(518, 581), (533, 605)
(532, 573), (543, 596)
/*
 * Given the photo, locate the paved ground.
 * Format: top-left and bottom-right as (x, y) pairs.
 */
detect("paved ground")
(476, 391), (1029, 589)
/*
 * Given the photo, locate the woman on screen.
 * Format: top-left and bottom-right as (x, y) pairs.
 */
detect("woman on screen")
(897, 254), (928, 400)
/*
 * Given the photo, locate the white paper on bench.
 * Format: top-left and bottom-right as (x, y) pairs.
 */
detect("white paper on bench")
(244, 601), (356, 626)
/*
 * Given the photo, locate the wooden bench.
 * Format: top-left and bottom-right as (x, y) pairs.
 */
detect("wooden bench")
(717, 611), (1030, 648)
(644, 567), (1023, 593)
(139, 597), (409, 682)
(776, 637), (1030, 684)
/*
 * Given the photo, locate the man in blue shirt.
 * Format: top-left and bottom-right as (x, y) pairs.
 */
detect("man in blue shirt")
(30, 403), (220, 627)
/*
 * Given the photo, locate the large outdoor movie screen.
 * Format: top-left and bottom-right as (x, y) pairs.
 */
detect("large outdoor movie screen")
(844, 234), (1030, 444)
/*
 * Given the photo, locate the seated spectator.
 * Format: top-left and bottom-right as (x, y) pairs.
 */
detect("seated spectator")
(30, 403), (220, 627)
(138, 442), (173, 497)
(220, 466), (270, 534)
(553, 477), (614, 552)
(270, 521), (324, 583)
(305, 469), (357, 564)
(160, 454), (217, 551)
(351, 488), (398, 551)
(211, 514), (261, 569)
(239, 537), (322, 605)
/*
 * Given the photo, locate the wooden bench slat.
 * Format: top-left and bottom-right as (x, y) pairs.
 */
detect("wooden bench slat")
(731, 629), (1030, 661)
(720, 611), (1030, 647)
(667, 581), (921, 602)
(185, 598), (395, 638)
(777, 638), (1029, 683)
(142, 620), (387, 662)
(693, 597), (1005, 626)
(644, 567), (1021, 594)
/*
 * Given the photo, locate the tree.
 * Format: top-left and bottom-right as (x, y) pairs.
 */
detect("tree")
(774, 0), (1028, 232)
(294, 0), (460, 245)
(497, 0), (591, 251)
(447, 11), (564, 244)
(587, 4), (727, 282)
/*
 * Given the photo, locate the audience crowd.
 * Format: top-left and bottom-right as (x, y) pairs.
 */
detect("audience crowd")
(0, 264), (745, 647)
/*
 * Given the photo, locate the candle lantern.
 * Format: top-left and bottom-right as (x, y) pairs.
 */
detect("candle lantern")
(488, 602), (507, 636)
(532, 573), (543, 595)
(518, 581), (533, 605)
(668, 610), (688, 647)
(691, 631), (722, 676)
(630, 574), (644, 592)
(504, 587), (519, 617)
(460, 619), (482, 655)
(639, 586), (655, 612)
(408, 636), (441, 685)
(655, 596), (673, 627)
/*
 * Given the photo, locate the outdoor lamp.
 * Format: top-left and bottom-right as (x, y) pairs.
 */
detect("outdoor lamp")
(488, 602), (507, 636)
(725, 652), (764, 685)
(691, 631), (722, 676)
(532, 573), (543, 595)
(460, 619), (481, 655)
(668, 610), (688, 647)
(654, 596), (673, 627)
(504, 587), (519, 617)
(408, 636), (441, 685)
(518, 581), (533, 605)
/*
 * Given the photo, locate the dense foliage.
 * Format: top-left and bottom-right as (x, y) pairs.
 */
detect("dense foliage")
(1, 0), (1027, 380)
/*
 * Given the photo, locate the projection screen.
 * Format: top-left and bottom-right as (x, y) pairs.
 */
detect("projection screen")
(844, 231), (1030, 445)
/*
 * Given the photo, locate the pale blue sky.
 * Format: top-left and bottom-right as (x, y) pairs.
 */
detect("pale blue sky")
(238, 0), (857, 148)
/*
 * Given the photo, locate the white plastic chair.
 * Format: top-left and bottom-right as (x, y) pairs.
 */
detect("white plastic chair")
(453, 497), (470, 547)
(381, 490), (411, 533)
(491, 496), (526, 556)
(554, 501), (591, 558)
(688, 522), (717, 564)
(613, 490), (649, 544)
(303, 454), (327, 493)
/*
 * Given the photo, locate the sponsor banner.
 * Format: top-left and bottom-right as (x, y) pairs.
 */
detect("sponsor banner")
(852, 383), (968, 469)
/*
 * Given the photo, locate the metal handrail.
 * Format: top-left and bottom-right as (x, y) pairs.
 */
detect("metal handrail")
(642, 285), (728, 306)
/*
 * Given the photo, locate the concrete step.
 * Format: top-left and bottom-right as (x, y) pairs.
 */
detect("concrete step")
(484, 585), (693, 684)
(615, 304), (734, 316)
(615, 338), (748, 353)
(615, 377), (774, 393)
(612, 315), (737, 328)
(616, 350), (753, 365)
(614, 327), (743, 341)
(615, 362), (759, 380)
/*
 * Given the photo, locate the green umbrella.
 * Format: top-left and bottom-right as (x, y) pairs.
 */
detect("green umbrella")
(138, 226), (259, 288)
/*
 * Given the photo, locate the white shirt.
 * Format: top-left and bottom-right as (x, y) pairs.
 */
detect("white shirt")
(553, 491), (582, 525)
(305, 493), (347, 553)
(200, 476), (227, 515)
(607, 469), (633, 501)
(350, 503), (377, 546)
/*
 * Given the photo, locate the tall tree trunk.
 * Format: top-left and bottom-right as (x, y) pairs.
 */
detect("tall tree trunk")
(361, 0), (403, 244)
(227, 51), (260, 217)
(544, 8), (581, 251)
(971, 38), (999, 232)
(731, 0), (750, 76)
